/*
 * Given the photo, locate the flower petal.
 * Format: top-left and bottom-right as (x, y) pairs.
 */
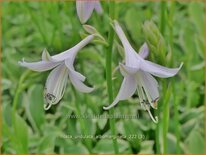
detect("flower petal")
(114, 20), (132, 50)
(44, 64), (69, 110)
(52, 35), (94, 62)
(139, 42), (149, 59)
(114, 20), (141, 68)
(119, 63), (139, 76)
(76, 0), (95, 24)
(137, 71), (159, 108)
(103, 75), (137, 110)
(94, 1), (103, 14)
(66, 59), (93, 93)
(42, 48), (53, 61)
(140, 60), (183, 78)
(18, 60), (60, 72)
(65, 59), (86, 81)
(69, 72), (94, 93)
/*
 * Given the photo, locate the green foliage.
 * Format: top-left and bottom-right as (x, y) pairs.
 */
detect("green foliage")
(2, 1), (205, 154)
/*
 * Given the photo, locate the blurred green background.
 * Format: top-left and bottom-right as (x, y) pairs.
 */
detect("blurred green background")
(1, 1), (205, 154)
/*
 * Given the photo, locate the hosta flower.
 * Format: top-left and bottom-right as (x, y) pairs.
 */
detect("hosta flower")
(103, 21), (183, 123)
(76, 0), (103, 24)
(19, 35), (94, 110)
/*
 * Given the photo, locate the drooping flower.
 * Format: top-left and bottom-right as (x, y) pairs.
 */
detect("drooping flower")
(103, 21), (183, 123)
(19, 35), (94, 110)
(76, 0), (103, 24)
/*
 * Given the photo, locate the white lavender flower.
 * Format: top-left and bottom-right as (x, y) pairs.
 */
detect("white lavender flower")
(19, 35), (94, 110)
(76, 0), (103, 24)
(103, 21), (183, 123)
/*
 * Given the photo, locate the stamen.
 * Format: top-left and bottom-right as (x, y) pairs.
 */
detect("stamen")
(145, 106), (158, 123)
(44, 103), (52, 110)
(43, 93), (57, 110)
(152, 97), (159, 109)
(138, 85), (158, 123)
(45, 93), (57, 104)
(137, 86), (146, 110)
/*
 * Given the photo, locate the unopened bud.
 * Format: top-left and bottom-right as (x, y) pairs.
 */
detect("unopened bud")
(83, 25), (98, 34)
(142, 20), (166, 64)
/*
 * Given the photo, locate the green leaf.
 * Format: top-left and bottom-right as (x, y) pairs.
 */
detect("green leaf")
(97, 113), (107, 130)
(27, 85), (45, 131)
(139, 140), (154, 154)
(3, 102), (12, 127)
(37, 135), (56, 153)
(124, 7), (145, 45)
(63, 143), (89, 154)
(180, 106), (204, 123)
(166, 133), (184, 154)
(185, 129), (205, 154)
(13, 113), (29, 153)
(78, 47), (104, 65)
(123, 120), (141, 149)
(188, 2), (204, 35)
(93, 139), (131, 154)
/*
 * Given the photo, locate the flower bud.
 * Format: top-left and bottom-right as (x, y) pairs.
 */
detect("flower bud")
(83, 24), (98, 34)
(142, 20), (166, 64)
(83, 24), (108, 46)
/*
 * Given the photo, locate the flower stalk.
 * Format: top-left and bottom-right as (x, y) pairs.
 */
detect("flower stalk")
(160, 0), (166, 35)
(105, 1), (119, 154)
(160, 1), (169, 154)
(169, 1), (180, 153)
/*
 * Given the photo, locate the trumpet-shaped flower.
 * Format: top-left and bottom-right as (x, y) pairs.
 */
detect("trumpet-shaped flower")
(76, 0), (103, 24)
(103, 21), (183, 123)
(19, 35), (94, 110)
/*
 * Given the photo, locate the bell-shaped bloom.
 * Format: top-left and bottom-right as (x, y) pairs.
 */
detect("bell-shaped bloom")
(76, 0), (103, 24)
(19, 35), (94, 110)
(103, 21), (183, 123)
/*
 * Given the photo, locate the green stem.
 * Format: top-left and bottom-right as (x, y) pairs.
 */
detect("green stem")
(12, 70), (31, 125)
(155, 1), (167, 154)
(105, 1), (119, 154)
(160, 1), (166, 35)
(169, 1), (180, 153)
(169, 2), (174, 52)
(155, 108), (160, 154)
(173, 84), (180, 153)
(162, 81), (172, 154)
(169, 1), (175, 66)
(160, 1), (170, 154)
(155, 0), (166, 154)
(12, 70), (31, 112)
